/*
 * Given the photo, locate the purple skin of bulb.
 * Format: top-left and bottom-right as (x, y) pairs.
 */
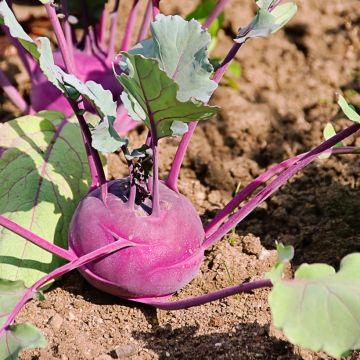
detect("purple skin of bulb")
(68, 179), (205, 298)
(30, 50), (122, 117)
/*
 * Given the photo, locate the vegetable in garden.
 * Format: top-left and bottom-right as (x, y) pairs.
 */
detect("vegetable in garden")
(0, 0), (360, 358)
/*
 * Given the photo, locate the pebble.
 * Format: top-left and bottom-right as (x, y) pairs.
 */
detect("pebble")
(110, 343), (139, 359)
(48, 313), (63, 331)
(241, 235), (263, 256)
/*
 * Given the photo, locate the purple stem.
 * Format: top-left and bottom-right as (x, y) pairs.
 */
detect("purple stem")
(106, 0), (121, 62)
(107, 14), (118, 61)
(148, 109), (160, 216)
(165, 122), (195, 192)
(70, 103), (106, 189)
(45, 3), (76, 75)
(1, 25), (34, 76)
(205, 154), (303, 236)
(212, 43), (242, 83)
(0, 239), (134, 336)
(205, 146), (360, 236)
(45, 2), (106, 190)
(202, 125), (360, 250)
(0, 68), (34, 114)
(60, 0), (76, 70)
(119, 0), (140, 53)
(97, 9), (107, 46)
(166, 42), (243, 191)
(151, 140), (160, 216)
(128, 177), (136, 210)
(137, 0), (153, 42)
(202, 0), (229, 29)
(84, 31), (92, 55)
(0, 215), (75, 261)
(152, 0), (160, 18)
(133, 279), (272, 310)
(122, 147), (136, 210)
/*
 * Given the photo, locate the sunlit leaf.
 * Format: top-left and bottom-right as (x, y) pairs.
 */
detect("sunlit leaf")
(0, 112), (90, 286)
(338, 95), (360, 124)
(266, 243), (294, 283)
(118, 54), (218, 139)
(269, 253), (360, 358)
(126, 15), (217, 102)
(0, 323), (46, 359)
(235, 2), (297, 44)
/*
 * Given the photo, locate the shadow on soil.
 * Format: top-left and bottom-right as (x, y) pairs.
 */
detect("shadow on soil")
(237, 162), (360, 267)
(132, 323), (299, 360)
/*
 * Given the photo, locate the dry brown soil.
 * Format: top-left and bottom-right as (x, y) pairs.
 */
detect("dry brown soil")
(1, 0), (360, 359)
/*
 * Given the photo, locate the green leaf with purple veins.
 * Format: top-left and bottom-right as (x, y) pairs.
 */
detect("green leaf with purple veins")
(126, 15), (217, 102)
(0, 323), (46, 359)
(118, 53), (218, 139)
(0, 278), (46, 359)
(269, 253), (360, 358)
(0, 113), (90, 286)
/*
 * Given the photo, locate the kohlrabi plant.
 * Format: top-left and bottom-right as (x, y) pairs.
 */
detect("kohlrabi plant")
(1, 0), (360, 359)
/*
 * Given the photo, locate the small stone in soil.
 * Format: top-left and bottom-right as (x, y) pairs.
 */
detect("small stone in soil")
(109, 343), (139, 359)
(241, 235), (263, 256)
(48, 313), (63, 331)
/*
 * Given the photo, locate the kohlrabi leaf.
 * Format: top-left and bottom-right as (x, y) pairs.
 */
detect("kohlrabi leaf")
(266, 243), (294, 283)
(36, 38), (117, 118)
(256, 0), (281, 10)
(338, 95), (360, 123)
(126, 15), (217, 102)
(123, 145), (152, 161)
(0, 4), (124, 154)
(235, 1), (297, 44)
(0, 112), (90, 287)
(269, 253), (360, 358)
(60, 75), (117, 118)
(0, 323), (46, 359)
(323, 123), (337, 141)
(0, 0), (40, 59)
(37, 37), (65, 92)
(34, 38), (125, 153)
(319, 123), (344, 159)
(118, 53), (218, 139)
(0, 279), (28, 328)
(91, 116), (127, 153)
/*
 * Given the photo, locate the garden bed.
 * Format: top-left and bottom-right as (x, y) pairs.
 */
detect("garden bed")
(1, 0), (359, 359)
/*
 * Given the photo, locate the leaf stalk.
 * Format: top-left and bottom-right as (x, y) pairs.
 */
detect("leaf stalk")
(0, 68), (34, 114)
(0, 215), (75, 261)
(202, 126), (360, 250)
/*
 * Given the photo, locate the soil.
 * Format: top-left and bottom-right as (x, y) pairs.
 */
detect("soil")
(1, 0), (360, 359)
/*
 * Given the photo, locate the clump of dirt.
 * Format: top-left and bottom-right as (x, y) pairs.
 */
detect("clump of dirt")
(1, 0), (359, 359)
